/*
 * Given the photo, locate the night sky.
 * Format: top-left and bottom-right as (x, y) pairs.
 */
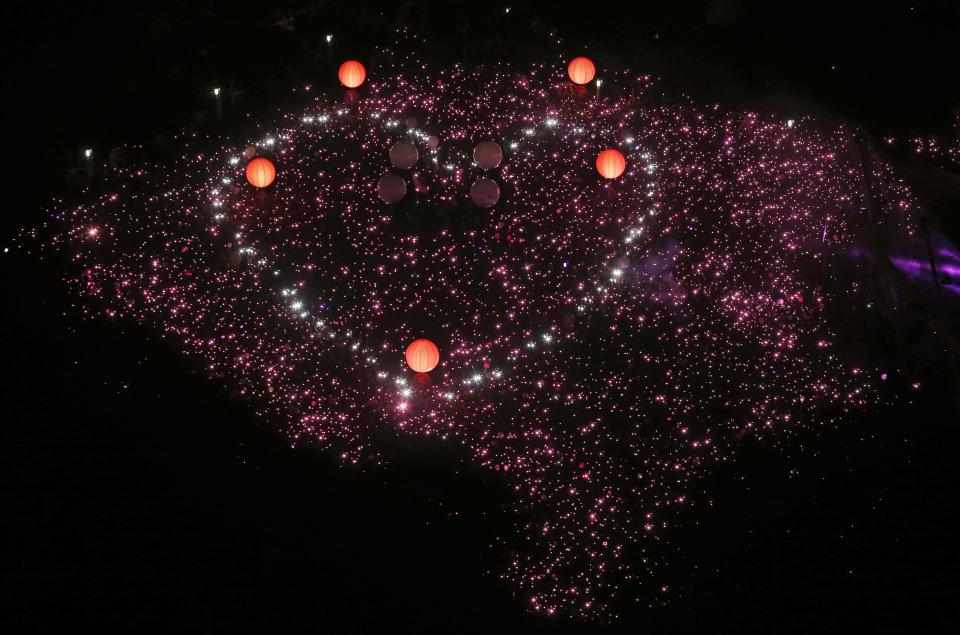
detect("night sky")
(3, 1), (959, 632)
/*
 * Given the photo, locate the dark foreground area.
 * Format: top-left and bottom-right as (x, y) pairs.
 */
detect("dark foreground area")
(3, 255), (957, 632)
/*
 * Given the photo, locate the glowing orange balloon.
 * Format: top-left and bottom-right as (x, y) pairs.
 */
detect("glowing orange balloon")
(245, 157), (276, 188)
(595, 149), (626, 179)
(567, 57), (596, 85)
(405, 339), (440, 373)
(338, 60), (366, 88)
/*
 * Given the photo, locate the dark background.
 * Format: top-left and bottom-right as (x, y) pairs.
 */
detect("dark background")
(2, 1), (959, 632)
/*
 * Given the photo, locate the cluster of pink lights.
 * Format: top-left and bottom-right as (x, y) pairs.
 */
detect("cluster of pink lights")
(31, 34), (922, 619)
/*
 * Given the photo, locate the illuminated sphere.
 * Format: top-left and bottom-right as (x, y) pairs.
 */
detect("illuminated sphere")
(473, 141), (503, 170)
(595, 149), (626, 179)
(470, 178), (500, 208)
(338, 60), (367, 88)
(376, 174), (407, 203)
(389, 141), (419, 169)
(567, 57), (596, 85)
(245, 157), (276, 188)
(406, 339), (440, 373)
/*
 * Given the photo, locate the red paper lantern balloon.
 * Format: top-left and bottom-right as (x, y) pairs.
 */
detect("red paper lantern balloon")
(595, 149), (626, 179)
(389, 141), (419, 169)
(567, 57), (596, 85)
(473, 141), (503, 170)
(377, 174), (407, 203)
(470, 178), (500, 207)
(245, 157), (276, 188)
(406, 339), (440, 373)
(338, 60), (366, 88)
